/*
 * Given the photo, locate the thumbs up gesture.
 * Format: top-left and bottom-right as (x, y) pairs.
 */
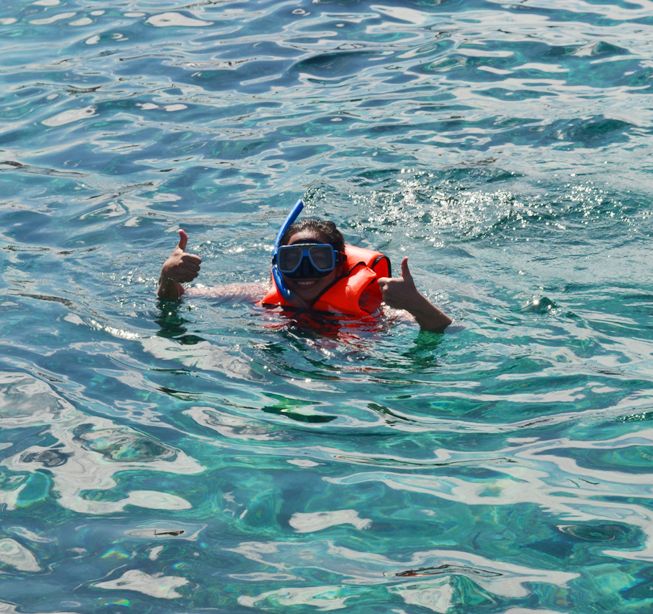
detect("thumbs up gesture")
(377, 257), (418, 311)
(377, 257), (452, 332)
(158, 230), (202, 299)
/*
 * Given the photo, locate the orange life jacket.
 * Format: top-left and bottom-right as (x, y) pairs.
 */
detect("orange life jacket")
(260, 245), (391, 317)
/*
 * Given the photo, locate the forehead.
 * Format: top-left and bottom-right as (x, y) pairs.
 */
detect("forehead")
(287, 229), (331, 245)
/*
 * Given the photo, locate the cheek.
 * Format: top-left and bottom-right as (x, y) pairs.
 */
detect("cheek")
(320, 270), (338, 285)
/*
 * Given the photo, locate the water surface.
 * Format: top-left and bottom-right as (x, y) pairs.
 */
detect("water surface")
(1, 0), (652, 612)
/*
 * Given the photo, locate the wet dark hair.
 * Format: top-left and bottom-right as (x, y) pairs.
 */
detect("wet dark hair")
(281, 218), (345, 252)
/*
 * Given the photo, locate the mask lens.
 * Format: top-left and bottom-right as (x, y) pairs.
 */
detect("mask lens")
(308, 245), (334, 271)
(277, 246), (303, 273)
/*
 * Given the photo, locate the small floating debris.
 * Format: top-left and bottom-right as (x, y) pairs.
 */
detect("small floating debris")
(524, 295), (557, 314)
(154, 529), (185, 537)
(393, 564), (501, 578)
(145, 12), (212, 28)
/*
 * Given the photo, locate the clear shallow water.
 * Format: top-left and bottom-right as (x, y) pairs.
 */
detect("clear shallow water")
(1, 0), (652, 611)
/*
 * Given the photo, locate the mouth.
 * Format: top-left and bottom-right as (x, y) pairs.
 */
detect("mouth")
(293, 279), (320, 287)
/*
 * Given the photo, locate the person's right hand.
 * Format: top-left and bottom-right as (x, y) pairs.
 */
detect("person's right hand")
(161, 229), (202, 283)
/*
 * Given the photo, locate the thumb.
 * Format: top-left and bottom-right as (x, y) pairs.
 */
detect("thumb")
(177, 229), (188, 251)
(400, 256), (413, 282)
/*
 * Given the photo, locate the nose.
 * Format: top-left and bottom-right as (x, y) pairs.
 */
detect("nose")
(298, 254), (315, 277)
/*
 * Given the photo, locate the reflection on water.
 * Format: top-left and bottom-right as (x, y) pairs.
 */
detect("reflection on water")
(0, 373), (203, 515)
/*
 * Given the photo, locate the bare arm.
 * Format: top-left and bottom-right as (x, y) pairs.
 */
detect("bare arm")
(185, 282), (266, 302)
(378, 257), (452, 333)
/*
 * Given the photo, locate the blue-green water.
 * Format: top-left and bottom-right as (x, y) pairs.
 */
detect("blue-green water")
(1, 0), (652, 611)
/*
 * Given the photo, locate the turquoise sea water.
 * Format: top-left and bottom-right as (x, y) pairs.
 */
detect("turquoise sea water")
(1, 0), (653, 611)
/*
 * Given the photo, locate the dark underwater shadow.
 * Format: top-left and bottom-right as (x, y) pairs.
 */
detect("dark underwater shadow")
(155, 300), (205, 345)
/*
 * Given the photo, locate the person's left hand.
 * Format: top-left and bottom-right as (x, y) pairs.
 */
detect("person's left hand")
(377, 257), (420, 311)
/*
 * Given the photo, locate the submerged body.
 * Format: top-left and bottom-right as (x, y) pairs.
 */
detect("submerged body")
(157, 210), (452, 333)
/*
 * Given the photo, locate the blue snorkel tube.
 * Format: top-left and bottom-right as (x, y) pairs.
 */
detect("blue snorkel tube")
(271, 199), (304, 300)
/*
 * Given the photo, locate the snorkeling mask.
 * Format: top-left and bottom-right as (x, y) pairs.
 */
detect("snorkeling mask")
(277, 243), (338, 278)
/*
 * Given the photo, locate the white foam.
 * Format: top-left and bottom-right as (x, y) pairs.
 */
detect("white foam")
(88, 318), (141, 340)
(153, 192), (181, 202)
(0, 18), (17, 25)
(0, 539), (40, 572)
(125, 490), (192, 510)
(69, 17), (93, 26)
(146, 12), (212, 28)
(148, 545), (164, 560)
(289, 509), (371, 533)
(30, 11), (76, 25)
(390, 578), (453, 614)
(42, 105), (96, 127)
(239, 586), (350, 611)
(287, 458), (319, 467)
(94, 569), (188, 599)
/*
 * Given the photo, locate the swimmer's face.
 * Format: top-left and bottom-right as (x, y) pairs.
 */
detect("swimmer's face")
(282, 229), (341, 304)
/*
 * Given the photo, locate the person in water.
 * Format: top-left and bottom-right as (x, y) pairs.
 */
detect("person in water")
(157, 200), (452, 332)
